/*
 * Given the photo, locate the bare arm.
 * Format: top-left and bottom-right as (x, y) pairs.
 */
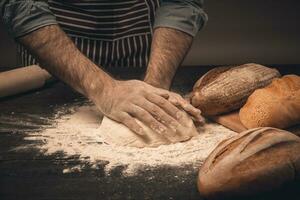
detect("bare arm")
(18, 25), (113, 98)
(144, 27), (193, 90)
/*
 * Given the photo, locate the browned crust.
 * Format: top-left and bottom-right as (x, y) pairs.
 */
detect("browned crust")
(191, 63), (281, 116)
(193, 66), (232, 90)
(197, 127), (300, 199)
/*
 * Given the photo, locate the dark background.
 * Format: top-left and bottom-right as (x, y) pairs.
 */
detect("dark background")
(1, 0), (300, 71)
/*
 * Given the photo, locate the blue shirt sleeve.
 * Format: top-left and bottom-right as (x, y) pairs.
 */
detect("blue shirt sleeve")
(154, 0), (208, 37)
(0, 0), (57, 38)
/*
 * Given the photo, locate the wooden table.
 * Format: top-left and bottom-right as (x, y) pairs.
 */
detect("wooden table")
(1, 67), (299, 200)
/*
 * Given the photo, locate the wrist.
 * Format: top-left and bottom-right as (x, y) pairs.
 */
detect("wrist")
(144, 75), (171, 90)
(83, 65), (116, 102)
(144, 64), (173, 90)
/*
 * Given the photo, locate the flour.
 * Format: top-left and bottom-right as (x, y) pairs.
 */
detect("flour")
(18, 105), (237, 176)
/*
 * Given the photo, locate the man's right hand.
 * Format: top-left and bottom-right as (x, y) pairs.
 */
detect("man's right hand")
(89, 79), (202, 136)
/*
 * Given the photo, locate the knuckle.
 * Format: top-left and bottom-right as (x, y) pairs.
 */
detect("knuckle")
(158, 99), (167, 107)
(143, 114), (154, 122)
(116, 115), (125, 122)
(112, 112), (125, 121)
(134, 109), (147, 118)
(182, 103), (189, 109)
(169, 98), (179, 105)
(180, 98), (189, 104)
(123, 116), (133, 124)
(139, 89), (147, 96)
(125, 119), (138, 129)
(151, 117), (160, 124)
(144, 92), (151, 99)
(142, 114), (158, 125)
(138, 109), (147, 117)
(149, 119), (157, 126)
(173, 93), (182, 99)
(130, 106), (139, 114)
(150, 107), (160, 114)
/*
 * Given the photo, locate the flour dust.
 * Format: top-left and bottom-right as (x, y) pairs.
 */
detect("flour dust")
(13, 105), (237, 176)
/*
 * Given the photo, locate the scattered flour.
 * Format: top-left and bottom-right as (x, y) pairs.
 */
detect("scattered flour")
(18, 105), (237, 176)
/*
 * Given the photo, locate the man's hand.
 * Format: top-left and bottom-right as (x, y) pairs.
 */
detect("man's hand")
(90, 79), (203, 136)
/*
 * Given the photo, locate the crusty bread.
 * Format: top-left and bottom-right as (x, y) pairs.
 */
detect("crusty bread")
(197, 127), (300, 199)
(239, 75), (300, 129)
(191, 63), (280, 116)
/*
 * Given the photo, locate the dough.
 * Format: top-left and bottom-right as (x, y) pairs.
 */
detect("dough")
(239, 75), (300, 129)
(99, 112), (199, 148)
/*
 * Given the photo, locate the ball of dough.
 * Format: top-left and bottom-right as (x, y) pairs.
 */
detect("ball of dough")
(197, 127), (300, 199)
(99, 110), (199, 148)
(239, 75), (300, 129)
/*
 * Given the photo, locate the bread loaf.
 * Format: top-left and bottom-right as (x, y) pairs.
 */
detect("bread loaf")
(191, 63), (280, 116)
(240, 75), (300, 129)
(197, 127), (300, 199)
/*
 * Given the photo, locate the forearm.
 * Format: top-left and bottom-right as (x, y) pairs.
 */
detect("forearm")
(18, 25), (114, 100)
(144, 27), (193, 90)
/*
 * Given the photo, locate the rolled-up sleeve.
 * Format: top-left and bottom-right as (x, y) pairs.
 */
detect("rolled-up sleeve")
(0, 0), (57, 38)
(154, 0), (208, 37)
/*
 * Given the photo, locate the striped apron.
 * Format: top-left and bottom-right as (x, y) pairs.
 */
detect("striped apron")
(18, 0), (160, 69)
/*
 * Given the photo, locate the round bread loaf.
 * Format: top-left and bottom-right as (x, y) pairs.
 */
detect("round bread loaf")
(191, 63), (280, 116)
(197, 127), (300, 199)
(239, 75), (300, 129)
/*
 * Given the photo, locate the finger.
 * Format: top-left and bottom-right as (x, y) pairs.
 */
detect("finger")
(169, 92), (197, 112)
(183, 93), (193, 102)
(134, 100), (179, 132)
(117, 112), (145, 136)
(168, 94), (204, 122)
(160, 93), (169, 99)
(152, 87), (170, 99)
(127, 104), (168, 135)
(145, 93), (184, 121)
(153, 88), (194, 112)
